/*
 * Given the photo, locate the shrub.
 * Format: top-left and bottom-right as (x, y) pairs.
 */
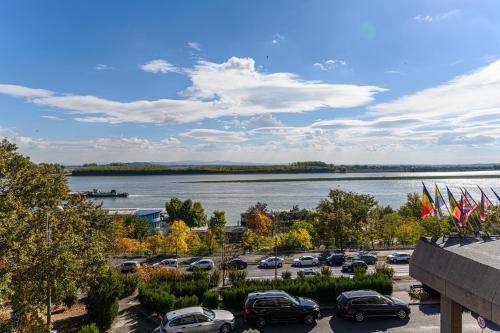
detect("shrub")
(86, 274), (121, 330)
(228, 270), (247, 287)
(116, 272), (140, 298)
(353, 265), (367, 277)
(174, 295), (199, 309)
(281, 271), (292, 280)
(374, 263), (394, 280)
(320, 266), (332, 277)
(202, 291), (219, 309)
(63, 290), (78, 308)
(296, 271), (305, 279)
(138, 284), (174, 315)
(78, 323), (99, 333)
(209, 270), (221, 288)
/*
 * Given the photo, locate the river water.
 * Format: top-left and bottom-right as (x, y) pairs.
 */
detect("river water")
(67, 171), (500, 225)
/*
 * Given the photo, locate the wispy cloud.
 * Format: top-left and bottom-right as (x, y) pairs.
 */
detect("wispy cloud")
(187, 41), (202, 51)
(413, 9), (460, 23)
(181, 129), (247, 142)
(95, 64), (113, 71)
(139, 59), (179, 74)
(313, 59), (347, 71)
(41, 115), (63, 121)
(385, 70), (402, 74)
(271, 33), (285, 45)
(0, 56), (385, 125)
(242, 114), (283, 128)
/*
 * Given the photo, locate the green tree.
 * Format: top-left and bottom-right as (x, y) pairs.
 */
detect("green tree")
(0, 140), (114, 331)
(165, 197), (207, 227)
(399, 192), (421, 219)
(165, 220), (191, 257)
(317, 189), (377, 249)
(278, 228), (313, 250)
(291, 220), (318, 244)
(208, 210), (227, 243)
(123, 215), (151, 241)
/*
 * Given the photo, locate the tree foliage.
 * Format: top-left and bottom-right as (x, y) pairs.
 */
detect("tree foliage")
(165, 220), (192, 257)
(0, 139), (114, 331)
(122, 215), (151, 241)
(208, 210), (226, 243)
(165, 197), (207, 227)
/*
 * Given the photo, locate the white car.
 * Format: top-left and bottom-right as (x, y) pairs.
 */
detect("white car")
(387, 252), (411, 263)
(300, 268), (319, 276)
(259, 256), (284, 268)
(120, 261), (140, 273)
(154, 306), (235, 333)
(293, 256), (319, 267)
(188, 259), (214, 271)
(153, 258), (178, 269)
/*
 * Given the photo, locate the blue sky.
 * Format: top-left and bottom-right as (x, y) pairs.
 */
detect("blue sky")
(1, 0), (499, 164)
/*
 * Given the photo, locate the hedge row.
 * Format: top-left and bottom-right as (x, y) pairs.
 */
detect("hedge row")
(138, 284), (199, 315)
(222, 273), (392, 309)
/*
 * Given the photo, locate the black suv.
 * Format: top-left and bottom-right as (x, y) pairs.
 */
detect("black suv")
(336, 290), (410, 322)
(244, 290), (320, 328)
(327, 253), (346, 266)
(223, 257), (248, 270)
(353, 254), (378, 265)
(341, 260), (368, 273)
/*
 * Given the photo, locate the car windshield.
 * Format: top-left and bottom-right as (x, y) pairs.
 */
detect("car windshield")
(203, 308), (215, 320)
(283, 292), (300, 305)
(381, 295), (393, 303)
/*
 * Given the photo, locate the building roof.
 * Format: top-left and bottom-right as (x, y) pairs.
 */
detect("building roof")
(135, 209), (162, 216)
(104, 208), (164, 216)
(410, 237), (500, 325)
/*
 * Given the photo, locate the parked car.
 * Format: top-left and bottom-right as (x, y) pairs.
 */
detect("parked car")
(353, 254), (378, 265)
(223, 257), (248, 270)
(153, 258), (178, 269)
(259, 257), (284, 268)
(293, 255), (319, 267)
(188, 259), (214, 271)
(336, 290), (410, 322)
(120, 261), (140, 273)
(154, 306), (235, 333)
(300, 268), (319, 276)
(244, 290), (320, 328)
(318, 251), (333, 263)
(341, 260), (368, 273)
(326, 253), (346, 266)
(387, 252), (411, 264)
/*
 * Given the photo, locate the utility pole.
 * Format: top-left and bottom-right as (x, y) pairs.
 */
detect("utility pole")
(45, 210), (52, 332)
(221, 237), (226, 287)
(272, 211), (278, 280)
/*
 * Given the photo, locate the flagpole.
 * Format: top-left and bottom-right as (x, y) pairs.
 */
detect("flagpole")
(459, 187), (480, 236)
(477, 185), (499, 235)
(464, 187), (487, 236)
(491, 188), (500, 203)
(436, 184), (461, 237)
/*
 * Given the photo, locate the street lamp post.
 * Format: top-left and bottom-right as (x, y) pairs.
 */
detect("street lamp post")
(45, 210), (52, 332)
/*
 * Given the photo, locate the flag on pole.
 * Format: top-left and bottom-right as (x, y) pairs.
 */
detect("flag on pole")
(434, 185), (446, 221)
(421, 183), (434, 219)
(460, 189), (476, 226)
(492, 188), (500, 202)
(479, 187), (493, 221)
(447, 187), (463, 225)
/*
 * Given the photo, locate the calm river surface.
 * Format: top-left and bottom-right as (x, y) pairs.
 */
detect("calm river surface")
(67, 171), (500, 225)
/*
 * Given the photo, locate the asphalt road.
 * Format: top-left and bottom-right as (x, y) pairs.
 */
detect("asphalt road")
(234, 305), (500, 333)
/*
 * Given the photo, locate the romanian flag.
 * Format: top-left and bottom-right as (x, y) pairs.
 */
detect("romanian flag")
(460, 189), (476, 226)
(479, 187), (493, 221)
(447, 187), (463, 225)
(421, 183), (434, 219)
(434, 185), (446, 221)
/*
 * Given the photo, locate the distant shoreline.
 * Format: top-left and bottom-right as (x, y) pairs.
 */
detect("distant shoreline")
(67, 164), (500, 176)
(179, 174), (500, 184)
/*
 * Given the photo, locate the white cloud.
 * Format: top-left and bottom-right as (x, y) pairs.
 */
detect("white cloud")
(1, 57), (385, 125)
(187, 42), (201, 51)
(413, 9), (460, 23)
(41, 115), (63, 121)
(95, 64), (113, 70)
(161, 137), (181, 145)
(313, 59), (347, 71)
(181, 129), (247, 142)
(272, 33), (285, 44)
(0, 84), (52, 98)
(385, 70), (401, 74)
(139, 59), (178, 74)
(242, 114), (283, 127)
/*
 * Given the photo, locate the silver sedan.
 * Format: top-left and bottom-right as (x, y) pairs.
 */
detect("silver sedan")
(154, 306), (235, 333)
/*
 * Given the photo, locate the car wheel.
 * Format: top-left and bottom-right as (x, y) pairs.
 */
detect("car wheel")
(304, 314), (315, 325)
(256, 317), (267, 328)
(220, 323), (231, 333)
(397, 309), (408, 319)
(297, 262), (302, 267)
(354, 312), (364, 322)
(278, 263), (283, 268)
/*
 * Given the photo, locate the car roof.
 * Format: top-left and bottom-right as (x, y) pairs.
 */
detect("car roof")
(246, 290), (289, 300)
(166, 306), (203, 320)
(341, 290), (380, 299)
(122, 260), (139, 264)
(395, 252), (410, 255)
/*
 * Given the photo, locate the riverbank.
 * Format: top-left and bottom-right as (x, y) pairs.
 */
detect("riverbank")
(180, 173), (500, 183)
